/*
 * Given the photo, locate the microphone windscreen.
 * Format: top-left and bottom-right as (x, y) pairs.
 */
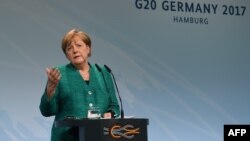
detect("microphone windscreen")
(104, 64), (111, 72)
(95, 64), (102, 72)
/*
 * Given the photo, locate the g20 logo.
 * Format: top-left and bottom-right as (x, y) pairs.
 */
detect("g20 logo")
(135, 0), (157, 10)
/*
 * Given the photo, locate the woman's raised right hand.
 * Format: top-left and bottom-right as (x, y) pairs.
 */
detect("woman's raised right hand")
(46, 68), (61, 98)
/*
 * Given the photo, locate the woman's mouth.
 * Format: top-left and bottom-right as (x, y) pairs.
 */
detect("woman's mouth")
(73, 56), (80, 59)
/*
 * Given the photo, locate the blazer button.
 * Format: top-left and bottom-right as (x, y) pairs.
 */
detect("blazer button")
(88, 91), (92, 95)
(89, 103), (93, 107)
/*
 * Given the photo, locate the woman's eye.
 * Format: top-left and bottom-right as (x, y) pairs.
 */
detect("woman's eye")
(76, 44), (82, 47)
(66, 47), (72, 51)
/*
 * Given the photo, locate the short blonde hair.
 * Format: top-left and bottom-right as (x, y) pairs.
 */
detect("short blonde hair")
(61, 29), (92, 56)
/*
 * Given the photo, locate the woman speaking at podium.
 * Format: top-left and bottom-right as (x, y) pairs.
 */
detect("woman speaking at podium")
(39, 29), (120, 141)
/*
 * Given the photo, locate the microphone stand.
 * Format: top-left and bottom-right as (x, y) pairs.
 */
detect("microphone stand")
(104, 64), (124, 119)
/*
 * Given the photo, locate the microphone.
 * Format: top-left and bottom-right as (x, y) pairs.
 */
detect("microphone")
(104, 64), (124, 119)
(95, 64), (109, 93)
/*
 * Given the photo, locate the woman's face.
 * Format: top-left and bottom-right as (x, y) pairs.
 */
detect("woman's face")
(65, 35), (90, 66)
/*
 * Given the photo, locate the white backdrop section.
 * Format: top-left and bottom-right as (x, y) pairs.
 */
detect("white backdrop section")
(0, 0), (250, 141)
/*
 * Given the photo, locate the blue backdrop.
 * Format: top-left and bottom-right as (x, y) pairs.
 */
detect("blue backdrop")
(0, 0), (250, 141)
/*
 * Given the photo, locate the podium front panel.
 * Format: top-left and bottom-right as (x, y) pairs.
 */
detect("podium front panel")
(56, 118), (149, 141)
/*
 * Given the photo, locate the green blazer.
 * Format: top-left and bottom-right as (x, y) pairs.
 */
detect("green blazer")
(39, 63), (120, 141)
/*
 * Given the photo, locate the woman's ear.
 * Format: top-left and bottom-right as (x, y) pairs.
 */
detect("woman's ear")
(88, 46), (92, 57)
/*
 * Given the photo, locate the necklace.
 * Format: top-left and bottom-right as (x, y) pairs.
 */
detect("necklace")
(79, 66), (90, 80)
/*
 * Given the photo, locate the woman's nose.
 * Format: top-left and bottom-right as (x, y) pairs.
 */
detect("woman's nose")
(72, 45), (78, 53)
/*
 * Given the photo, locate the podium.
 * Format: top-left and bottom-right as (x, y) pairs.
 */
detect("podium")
(55, 118), (149, 141)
